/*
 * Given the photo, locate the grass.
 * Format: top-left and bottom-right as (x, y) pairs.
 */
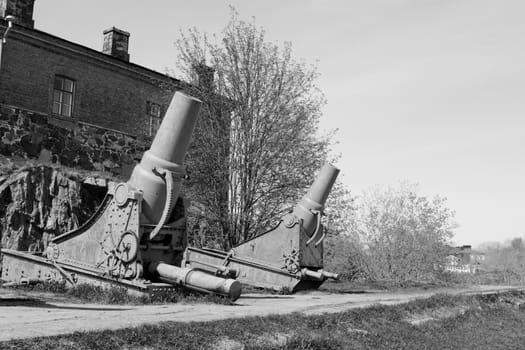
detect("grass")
(241, 284), (294, 295)
(319, 271), (525, 294)
(4, 281), (233, 305)
(2, 290), (525, 349)
(318, 278), (459, 295)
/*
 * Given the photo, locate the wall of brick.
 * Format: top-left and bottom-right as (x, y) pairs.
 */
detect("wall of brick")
(0, 21), (181, 136)
(0, 104), (148, 177)
(0, 16), (234, 252)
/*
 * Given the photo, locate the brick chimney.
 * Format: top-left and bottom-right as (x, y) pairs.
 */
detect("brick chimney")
(193, 63), (215, 91)
(0, 0), (35, 28)
(102, 27), (130, 62)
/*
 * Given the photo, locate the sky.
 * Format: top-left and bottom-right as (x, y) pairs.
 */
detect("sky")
(33, 0), (524, 246)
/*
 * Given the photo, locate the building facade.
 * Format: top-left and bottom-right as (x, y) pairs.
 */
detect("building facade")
(0, 0), (190, 137)
(444, 245), (486, 274)
(0, 1), (231, 243)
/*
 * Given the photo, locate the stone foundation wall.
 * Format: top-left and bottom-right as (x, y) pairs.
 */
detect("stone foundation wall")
(0, 104), (149, 178)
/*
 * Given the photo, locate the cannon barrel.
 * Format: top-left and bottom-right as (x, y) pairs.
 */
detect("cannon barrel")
(292, 163), (340, 236)
(127, 92), (242, 298)
(0, 91), (246, 300)
(128, 92), (202, 223)
(150, 262), (242, 301)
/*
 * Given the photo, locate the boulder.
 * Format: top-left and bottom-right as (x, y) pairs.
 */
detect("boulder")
(0, 166), (108, 270)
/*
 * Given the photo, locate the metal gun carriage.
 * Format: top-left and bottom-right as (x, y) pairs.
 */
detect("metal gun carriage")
(1, 91), (339, 299)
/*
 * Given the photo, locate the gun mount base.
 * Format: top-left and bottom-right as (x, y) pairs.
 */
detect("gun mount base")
(183, 246), (338, 293)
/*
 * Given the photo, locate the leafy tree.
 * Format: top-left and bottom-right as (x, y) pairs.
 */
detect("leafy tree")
(324, 179), (357, 237)
(511, 237), (524, 251)
(323, 179), (367, 280)
(176, 9), (331, 247)
(483, 236), (525, 283)
(356, 182), (456, 283)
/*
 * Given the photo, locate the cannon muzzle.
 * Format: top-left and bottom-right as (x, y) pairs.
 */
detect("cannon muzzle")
(150, 262), (242, 301)
(128, 92), (202, 224)
(292, 163), (340, 236)
(181, 163), (341, 292)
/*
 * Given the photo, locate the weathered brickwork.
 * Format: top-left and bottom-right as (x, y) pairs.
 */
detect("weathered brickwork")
(0, 19), (182, 136)
(0, 104), (149, 177)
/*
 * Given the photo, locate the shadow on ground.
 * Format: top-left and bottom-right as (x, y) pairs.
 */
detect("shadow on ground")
(0, 297), (132, 311)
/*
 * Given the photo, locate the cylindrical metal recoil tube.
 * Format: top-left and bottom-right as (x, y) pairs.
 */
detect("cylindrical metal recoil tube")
(128, 92), (202, 223)
(292, 163), (340, 236)
(150, 262), (242, 301)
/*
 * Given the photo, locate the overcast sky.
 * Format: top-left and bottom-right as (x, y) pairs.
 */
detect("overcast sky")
(34, 0), (525, 246)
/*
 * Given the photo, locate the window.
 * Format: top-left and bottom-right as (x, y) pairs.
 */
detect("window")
(52, 76), (75, 117)
(147, 101), (161, 136)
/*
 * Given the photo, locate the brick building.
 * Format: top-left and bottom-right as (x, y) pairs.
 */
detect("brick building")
(0, 0), (194, 136)
(0, 1), (231, 246)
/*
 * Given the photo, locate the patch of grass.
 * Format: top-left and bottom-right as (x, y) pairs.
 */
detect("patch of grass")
(319, 279), (388, 293)
(319, 279), (435, 293)
(7, 281), (233, 305)
(241, 284), (293, 295)
(323, 270), (525, 293)
(3, 291), (525, 349)
(403, 292), (460, 313)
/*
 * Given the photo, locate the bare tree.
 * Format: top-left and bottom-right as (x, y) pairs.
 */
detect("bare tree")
(176, 9), (331, 247)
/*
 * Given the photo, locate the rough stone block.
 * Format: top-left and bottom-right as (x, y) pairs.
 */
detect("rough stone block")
(29, 113), (48, 125)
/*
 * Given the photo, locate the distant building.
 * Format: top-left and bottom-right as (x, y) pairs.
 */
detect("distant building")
(0, 0), (212, 136)
(444, 245), (485, 274)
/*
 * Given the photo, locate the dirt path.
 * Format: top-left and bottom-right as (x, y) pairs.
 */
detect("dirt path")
(0, 285), (522, 341)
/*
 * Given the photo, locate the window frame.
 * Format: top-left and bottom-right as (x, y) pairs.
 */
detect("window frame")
(52, 75), (75, 118)
(147, 101), (162, 136)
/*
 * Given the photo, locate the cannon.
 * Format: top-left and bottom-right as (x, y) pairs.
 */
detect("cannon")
(1, 90), (341, 297)
(183, 163), (341, 292)
(0, 92), (241, 300)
